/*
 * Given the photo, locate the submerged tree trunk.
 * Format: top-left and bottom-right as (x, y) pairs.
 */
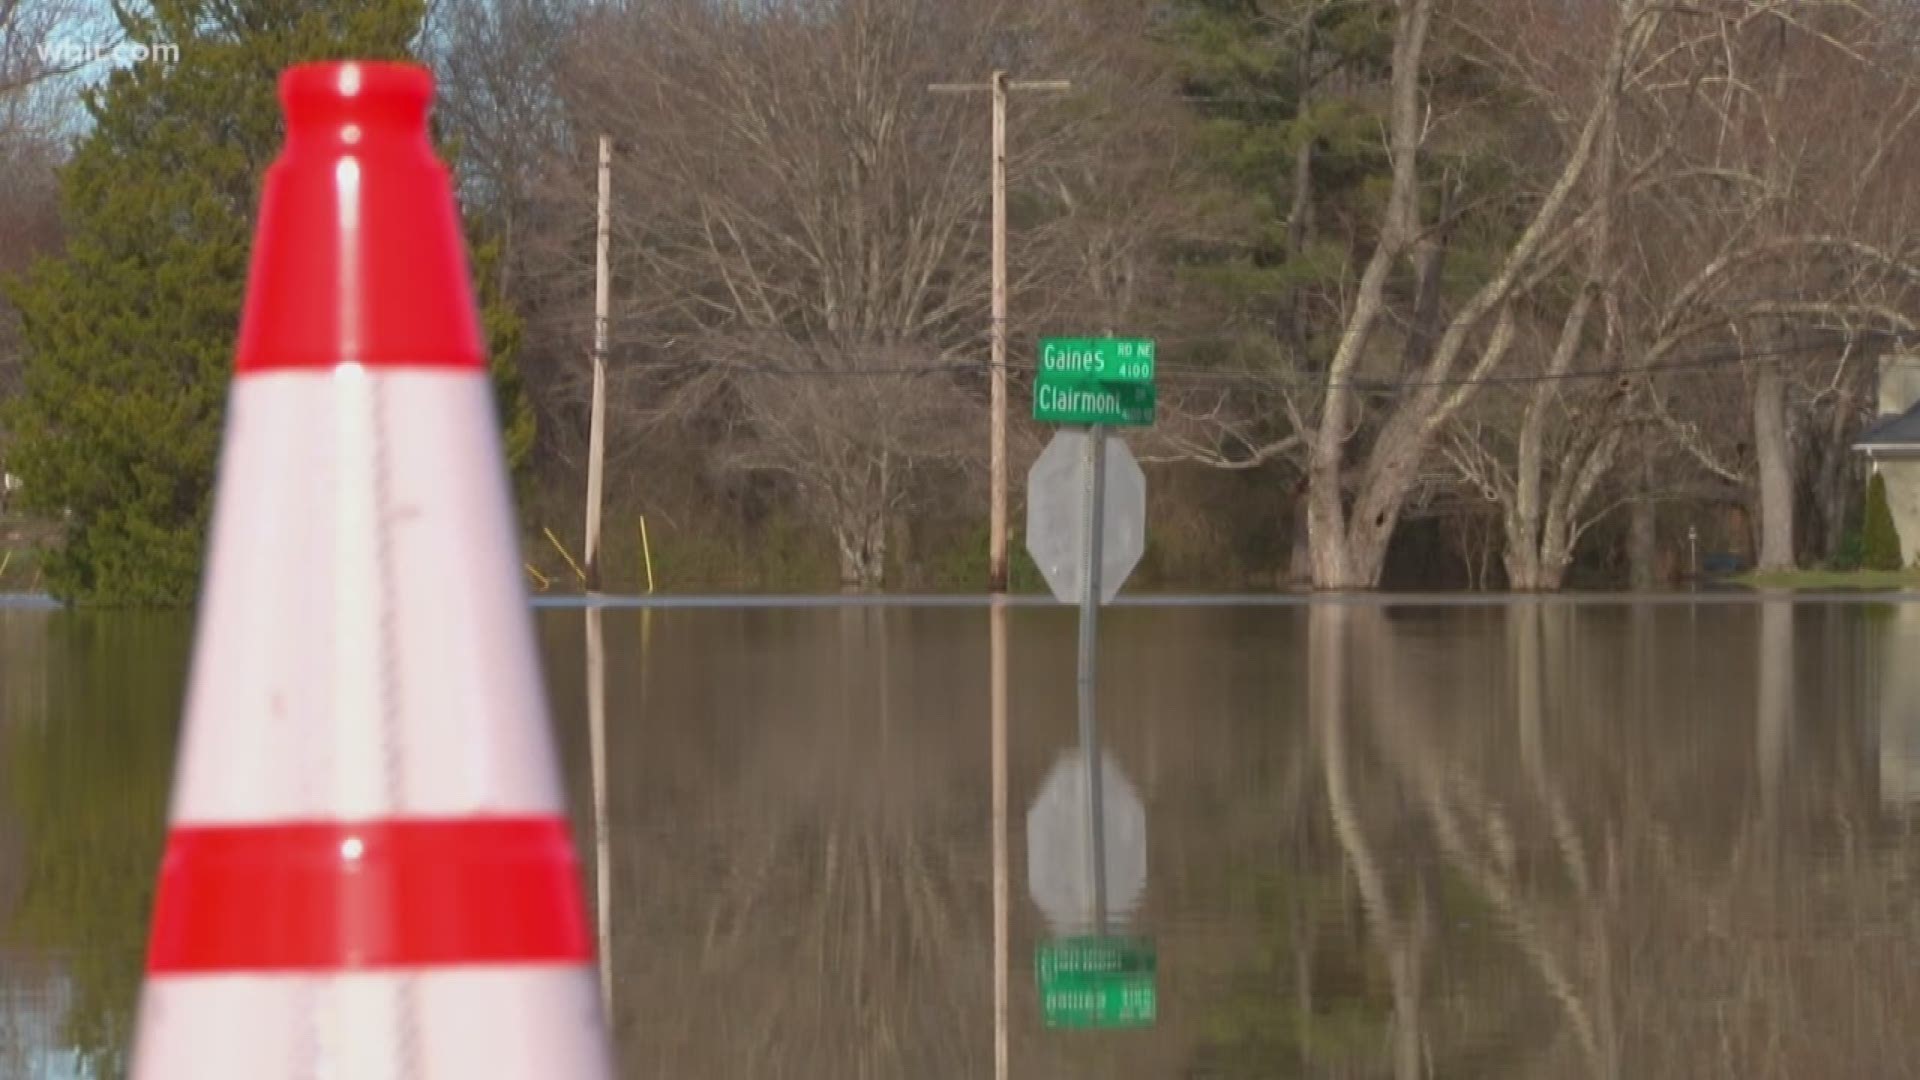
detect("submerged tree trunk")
(1505, 546), (1550, 592)
(1502, 291), (1595, 592)
(1752, 362), (1795, 572)
(1287, 487), (1313, 587)
(835, 513), (887, 592)
(1813, 362), (1866, 562)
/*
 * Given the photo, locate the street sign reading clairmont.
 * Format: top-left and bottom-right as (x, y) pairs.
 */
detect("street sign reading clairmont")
(1033, 381), (1155, 426)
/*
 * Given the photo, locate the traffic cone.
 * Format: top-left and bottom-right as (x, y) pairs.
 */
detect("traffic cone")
(130, 61), (613, 1078)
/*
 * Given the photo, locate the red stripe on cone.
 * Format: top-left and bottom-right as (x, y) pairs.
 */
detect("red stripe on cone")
(146, 818), (592, 973)
(233, 62), (484, 373)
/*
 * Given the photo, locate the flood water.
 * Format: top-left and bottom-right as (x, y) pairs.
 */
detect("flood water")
(5, 598), (1920, 1077)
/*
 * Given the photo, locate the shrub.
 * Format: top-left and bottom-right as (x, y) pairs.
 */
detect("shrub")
(1863, 471), (1904, 571)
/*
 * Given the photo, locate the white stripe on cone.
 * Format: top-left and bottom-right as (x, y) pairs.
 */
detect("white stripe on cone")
(137, 365), (612, 1076)
(173, 368), (559, 823)
(133, 965), (611, 1079)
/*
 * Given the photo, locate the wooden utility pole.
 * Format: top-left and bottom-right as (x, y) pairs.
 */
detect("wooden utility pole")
(931, 73), (1069, 593)
(584, 135), (611, 592)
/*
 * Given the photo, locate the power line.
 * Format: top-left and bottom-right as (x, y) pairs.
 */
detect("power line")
(615, 327), (1907, 390)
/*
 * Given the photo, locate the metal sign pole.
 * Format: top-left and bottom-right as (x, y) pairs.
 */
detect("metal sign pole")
(1077, 425), (1109, 933)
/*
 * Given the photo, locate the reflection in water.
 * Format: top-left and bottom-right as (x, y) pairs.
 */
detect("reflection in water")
(1, 611), (188, 1079)
(1025, 748), (1148, 936)
(1758, 599), (1794, 823)
(1878, 604), (1920, 803)
(587, 602), (612, 1014)
(7, 602), (1920, 1075)
(1311, 603), (1422, 1079)
(989, 598), (1009, 1080)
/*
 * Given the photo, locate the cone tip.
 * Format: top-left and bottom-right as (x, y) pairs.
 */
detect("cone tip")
(236, 59), (484, 373)
(281, 61), (432, 135)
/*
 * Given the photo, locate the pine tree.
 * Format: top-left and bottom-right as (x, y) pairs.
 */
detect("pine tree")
(1164, 0), (1393, 316)
(1863, 470), (1904, 571)
(3, 0), (532, 603)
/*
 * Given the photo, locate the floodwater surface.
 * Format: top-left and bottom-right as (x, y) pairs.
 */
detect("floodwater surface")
(4, 599), (1920, 1077)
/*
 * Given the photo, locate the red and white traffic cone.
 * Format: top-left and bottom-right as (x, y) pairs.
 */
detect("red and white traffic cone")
(130, 61), (613, 1078)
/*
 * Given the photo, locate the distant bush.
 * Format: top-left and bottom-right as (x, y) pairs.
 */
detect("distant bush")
(1863, 472), (1904, 571)
(920, 520), (1044, 593)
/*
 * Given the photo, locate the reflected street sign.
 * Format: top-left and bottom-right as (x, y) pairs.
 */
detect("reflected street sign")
(1026, 749), (1146, 933)
(1036, 936), (1158, 1029)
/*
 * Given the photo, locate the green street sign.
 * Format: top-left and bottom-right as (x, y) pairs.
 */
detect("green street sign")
(1038, 338), (1156, 384)
(1040, 974), (1157, 1029)
(1037, 936), (1156, 979)
(1033, 381), (1155, 427)
(1036, 937), (1158, 1030)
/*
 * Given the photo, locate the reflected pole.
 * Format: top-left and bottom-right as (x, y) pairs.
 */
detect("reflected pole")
(1758, 598), (1791, 827)
(990, 597), (1010, 1080)
(586, 604), (612, 1016)
(1076, 426), (1109, 932)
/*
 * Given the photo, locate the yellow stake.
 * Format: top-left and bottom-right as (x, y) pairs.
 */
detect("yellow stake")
(543, 526), (588, 584)
(639, 516), (656, 595)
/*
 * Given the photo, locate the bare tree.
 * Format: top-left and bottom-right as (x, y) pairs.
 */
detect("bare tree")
(1627, 2), (1920, 571)
(1295, 0), (1663, 588)
(0, 0), (88, 103)
(548, 0), (1148, 587)
(1426, 0), (1920, 584)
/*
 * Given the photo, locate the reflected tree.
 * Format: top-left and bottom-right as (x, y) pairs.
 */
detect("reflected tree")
(1, 611), (186, 1074)
(607, 606), (990, 1077)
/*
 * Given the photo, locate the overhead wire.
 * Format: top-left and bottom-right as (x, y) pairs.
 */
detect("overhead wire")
(591, 326), (1914, 390)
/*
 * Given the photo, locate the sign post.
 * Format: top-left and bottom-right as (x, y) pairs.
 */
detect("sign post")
(1025, 335), (1158, 1030)
(1075, 424), (1109, 929)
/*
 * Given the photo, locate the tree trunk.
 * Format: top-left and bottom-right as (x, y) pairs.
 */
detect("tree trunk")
(1819, 450), (1858, 563)
(1814, 369), (1865, 562)
(835, 513), (886, 592)
(1284, 3), (1317, 255)
(1503, 292), (1595, 593)
(1287, 488), (1313, 587)
(1506, 538), (1571, 591)
(1752, 362), (1795, 572)
(1343, 496), (1398, 589)
(1307, 455), (1358, 589)
(1399, 228), (1450, 375)
(1504, 530), (1546, 591)
(1285, 122), (1315, 254)
(1304, 0), (1434, 593)
(1629, 448), (1657, 590)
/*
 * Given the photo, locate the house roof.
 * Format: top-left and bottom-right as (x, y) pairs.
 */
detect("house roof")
(1856, 403), (1920, 450)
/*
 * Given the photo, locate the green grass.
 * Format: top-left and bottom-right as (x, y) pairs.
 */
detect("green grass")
(1736, 567), (1920, 590)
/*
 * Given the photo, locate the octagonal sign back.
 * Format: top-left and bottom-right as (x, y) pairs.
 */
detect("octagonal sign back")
(1024, 430), (1145, 604)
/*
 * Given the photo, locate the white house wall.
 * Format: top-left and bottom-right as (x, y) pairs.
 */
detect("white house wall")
(1879, 459), (1920, 566)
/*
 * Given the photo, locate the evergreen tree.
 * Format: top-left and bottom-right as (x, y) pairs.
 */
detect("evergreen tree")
(3, 0), (532, 603)
(1863, 470), (1904, 571)
(1164, 0), (1393, 353)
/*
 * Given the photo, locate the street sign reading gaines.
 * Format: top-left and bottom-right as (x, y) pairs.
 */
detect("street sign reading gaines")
(1034, 337), (1157, 427)
(1038, 338), (1155, 383)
